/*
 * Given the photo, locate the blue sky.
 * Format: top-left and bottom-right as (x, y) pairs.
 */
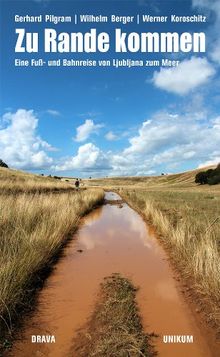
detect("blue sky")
(0, 0), (220, 177)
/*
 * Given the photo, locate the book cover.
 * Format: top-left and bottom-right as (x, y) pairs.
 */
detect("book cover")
(0, 1), (219, 356)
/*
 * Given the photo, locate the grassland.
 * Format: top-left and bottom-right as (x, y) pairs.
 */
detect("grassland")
(86, 167), (220, 334)
(84, 165), (220, 192)
(0, 167), (74, 194)
(0, 167), (104, 348)
(72, 273), (155, 357)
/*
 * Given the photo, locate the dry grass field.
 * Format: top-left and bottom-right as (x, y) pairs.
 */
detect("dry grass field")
(84, 165), (220, 191)
(0, 167), (104, 346)
(1, 165), (219, 350)
(86, 167), (220, 333)
(0, 167), (74, 194)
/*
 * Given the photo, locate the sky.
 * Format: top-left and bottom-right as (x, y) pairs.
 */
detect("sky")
(0, 0), (220, 177)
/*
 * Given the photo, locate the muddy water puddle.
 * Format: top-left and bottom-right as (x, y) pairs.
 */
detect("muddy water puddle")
(9, 192), (214, 357)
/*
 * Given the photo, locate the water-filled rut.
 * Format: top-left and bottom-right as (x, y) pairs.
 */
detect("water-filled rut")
(10, 192), (214, 356)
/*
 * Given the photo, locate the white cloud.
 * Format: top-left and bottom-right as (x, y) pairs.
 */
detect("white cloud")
(47, 109), (61, 116)
(0, 109), (53, 169)
(54, 143), (110, 172)
(54, 107), (220, 176)
(33, 0), (49, 3)
(5, 106), (218, 177)
(109, 110), (220, 176)
(74, 119), (104, 142)
(198, 158), (220, 169)
(105, 131), (118, 141)
(152, 57), (215, 95)
(192, 0), (220, 19)
(210, 41), (220, 65)
(192, 0), (220, 65)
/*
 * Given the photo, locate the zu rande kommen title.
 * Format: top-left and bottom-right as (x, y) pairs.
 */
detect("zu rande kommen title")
(15, 28), (206, 53)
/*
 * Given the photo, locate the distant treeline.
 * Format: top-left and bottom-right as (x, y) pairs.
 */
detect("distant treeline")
(41, 174), (61, 180)
(195, 164), (220, 185)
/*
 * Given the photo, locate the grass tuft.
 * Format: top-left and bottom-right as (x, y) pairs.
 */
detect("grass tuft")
(72, 274), (156, 357)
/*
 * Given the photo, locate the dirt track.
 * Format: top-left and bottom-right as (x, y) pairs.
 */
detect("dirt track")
(8, 192), (217, 357)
